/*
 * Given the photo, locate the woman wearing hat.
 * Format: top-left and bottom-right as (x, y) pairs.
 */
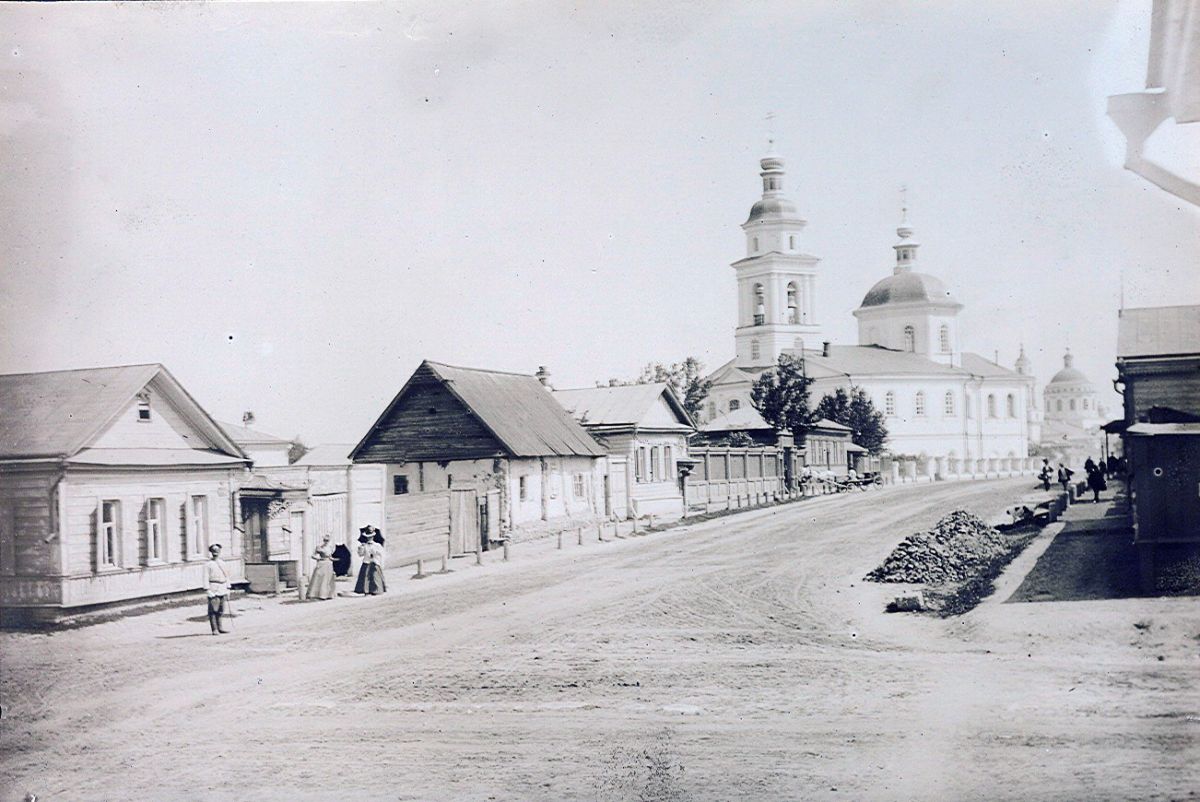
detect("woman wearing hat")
(353, 526), (387, 595)
(305, 535), (336, 601)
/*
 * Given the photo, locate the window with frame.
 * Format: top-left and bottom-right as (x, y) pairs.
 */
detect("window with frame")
(788, 235), (796, 250)
(572, 473), (585, 499)
(99, 500), (121, 569)
(729, 399), (740, 412)
(914, 391), (926, 416)
(944, 390), (955, 416)
(1056, 399), (1063, 412)
(188, 495), (208, 559)
(751, 339), (761, 361)
(753, 284), (765, 325)
(518, 475), (528, 501)
(987, 394), (997, 418)
(787, 282), (799, 323)
(145, 497), (166, 564)
(136, 392), (152, 422)
(1069, 398), (1076, 411)
(650, 447), (660, 482)
(939, 325), (951, 353)
(393, 475), (409, 495)
(903, 326), (915, 352)
(664, 445), (673, 476)
(1082, 398), (1089, 410)
(1006, 394), (1016, 418)
(884, 391), (896, 416)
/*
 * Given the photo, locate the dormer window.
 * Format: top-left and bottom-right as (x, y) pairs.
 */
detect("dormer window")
(136, 393), (151, 422)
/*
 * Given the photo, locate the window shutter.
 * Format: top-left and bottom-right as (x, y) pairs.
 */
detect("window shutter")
(167, 494), (186, 563)
(122, 498), (140, 568)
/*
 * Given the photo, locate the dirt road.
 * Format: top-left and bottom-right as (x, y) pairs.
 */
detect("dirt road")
(1, 479), (1196, 801)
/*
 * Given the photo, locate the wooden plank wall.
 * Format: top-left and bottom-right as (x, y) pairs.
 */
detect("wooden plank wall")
(383, 490), (451, 567)
(0, 469), (57, 577)
(356, 368), (506, 463)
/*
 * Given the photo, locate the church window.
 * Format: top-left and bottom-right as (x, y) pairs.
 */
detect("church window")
(944, 391), (955, 415)
(789, 235), (796, 250)
(787, 283), (799, 324)
(1069, 399), (1076, 411)
(751, 339), (761, 361)
(987, 394), (997, 418)
(903, 326), (915, 352)
(753, 284), (765, 325)
(915, 391), (926, 416)
(1082, 398), (1089, 410)
(884, 392), (896, 416)
(939, 325), (951, 353)
(729, 399), (741, 412)
(753, 237), (759, 252)
(1006, 394), (1016, 418)
(1056, 399), (1063, 412)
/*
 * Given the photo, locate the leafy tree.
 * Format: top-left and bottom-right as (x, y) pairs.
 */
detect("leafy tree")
(604, 357), (713, 420)
(287, 436), (310, 465)
(813, 385), (888, 455)
(750, 353), (816, 440)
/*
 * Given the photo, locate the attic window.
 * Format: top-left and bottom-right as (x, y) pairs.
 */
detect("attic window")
(136, 393), (151, 422)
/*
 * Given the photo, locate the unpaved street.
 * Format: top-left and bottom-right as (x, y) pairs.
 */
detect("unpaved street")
(2, 479), (1196, 801)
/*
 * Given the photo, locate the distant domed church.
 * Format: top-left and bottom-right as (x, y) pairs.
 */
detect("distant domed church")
(1038, 349), (1109, 463)
(703, 149), (1038, 477)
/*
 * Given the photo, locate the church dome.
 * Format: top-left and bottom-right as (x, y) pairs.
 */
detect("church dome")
(1048, 350), (1092, 385)
(859, 271), (958, 308)
(745, 196), (800, 223)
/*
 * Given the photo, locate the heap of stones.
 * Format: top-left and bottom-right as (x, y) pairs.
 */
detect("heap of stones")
(866, 510), (1011, 585)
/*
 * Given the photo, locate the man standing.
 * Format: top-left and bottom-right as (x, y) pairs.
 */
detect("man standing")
(205, 543), (231, 635)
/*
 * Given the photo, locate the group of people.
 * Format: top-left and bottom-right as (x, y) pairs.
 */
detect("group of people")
(200, 524), (390, 634)
(1037, 456), (1113, 503)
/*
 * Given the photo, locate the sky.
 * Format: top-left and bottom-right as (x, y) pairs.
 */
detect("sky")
(2, 0), (1197, 445)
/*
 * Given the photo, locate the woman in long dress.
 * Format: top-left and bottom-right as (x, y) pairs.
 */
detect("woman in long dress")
(306, 535), (336, 600)
(369, 530), (387, 594)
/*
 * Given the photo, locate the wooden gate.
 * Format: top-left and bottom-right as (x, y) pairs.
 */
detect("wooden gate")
(383, 491), (451, 568)
(313, 494), (347, 545)
(449, 488), (480, 556)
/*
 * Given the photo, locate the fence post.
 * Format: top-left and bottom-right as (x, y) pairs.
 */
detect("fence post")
(557, 530), (563, 550)
(503, 540), (510, 562)
(613, 521), (621, 539)
(577, 527), (583, 546)
(440, 554), (448, 573)
(597, 523), (604, 542)
(415, 559), (425, 578)
(475, 545), (482, 565)
(648, 514), (655, 529)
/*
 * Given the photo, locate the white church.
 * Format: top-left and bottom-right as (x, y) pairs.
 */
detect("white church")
(702, 150), (1039, 477)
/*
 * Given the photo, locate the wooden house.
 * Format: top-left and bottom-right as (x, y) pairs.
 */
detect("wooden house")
(0, 364), (249, 624)
(552, 383), (694, 519)
(1115, 305), (1200, 592)
(350, 362), (623, 567)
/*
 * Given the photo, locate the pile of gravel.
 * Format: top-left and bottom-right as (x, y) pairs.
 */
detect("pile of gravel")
(866, 510), (1012, 585)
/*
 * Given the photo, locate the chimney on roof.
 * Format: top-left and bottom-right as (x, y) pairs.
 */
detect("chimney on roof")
(822, 341), (831, 357)
(242, 411), (255, 426)
(535, 366), (552, 389)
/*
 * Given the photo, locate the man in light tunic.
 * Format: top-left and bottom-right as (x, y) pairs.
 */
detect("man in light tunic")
(205, 543), (231, 635)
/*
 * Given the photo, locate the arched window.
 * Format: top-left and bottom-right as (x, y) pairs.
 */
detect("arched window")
(987, 394), (997, 418)
(1069, 398), (1076, 411)
(1056, 399), (1063, 412)
(1006, 394), (1016, 418)
(944, 390), (955, 415)
(788, 235), (796, 250)
(751, 339), (761, 362)
(939, 324), (951, 353)
(753, 237), (759, 252)
(1082, 398), (1089, 410)
(915, 391), (926, 416)
(884, 391), (896, 416)
(787, 282), (799, 324)
(729, 399), (740, 412)
(753, 284), (765, 325)
(903, 325), (915, 352)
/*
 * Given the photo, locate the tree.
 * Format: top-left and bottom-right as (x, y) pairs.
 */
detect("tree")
(814, 386), (889, 455)
(605, 357), (713, 420)
(750, 353), (816, 439)
(288, 436), (310, 465)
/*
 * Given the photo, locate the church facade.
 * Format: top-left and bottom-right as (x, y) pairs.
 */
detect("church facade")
(703, 151), (1037, 476)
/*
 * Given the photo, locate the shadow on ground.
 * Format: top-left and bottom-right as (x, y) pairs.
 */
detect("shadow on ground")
(1006, 490), (1143, 603)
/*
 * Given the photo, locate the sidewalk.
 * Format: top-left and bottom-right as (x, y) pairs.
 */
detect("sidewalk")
(1005, 481), (1140, 603)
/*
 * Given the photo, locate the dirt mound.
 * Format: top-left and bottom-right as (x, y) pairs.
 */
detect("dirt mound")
(866, 510), (1011, 585)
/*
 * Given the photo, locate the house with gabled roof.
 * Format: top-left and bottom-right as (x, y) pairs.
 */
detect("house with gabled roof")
(0, 364), (249, 623)
(350, 361), (624, 560)
(552, 382), (694, 519)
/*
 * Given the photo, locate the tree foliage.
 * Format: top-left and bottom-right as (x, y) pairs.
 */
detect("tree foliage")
(749, 353), (816, 438)
(604, 357), (713, 420)
(287, 437), (310, 465)
(813, 385), (889, 455)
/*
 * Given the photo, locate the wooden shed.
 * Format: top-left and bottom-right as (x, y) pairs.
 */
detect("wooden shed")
(0, 364), (249, 624)
(350, 361), (623, 565)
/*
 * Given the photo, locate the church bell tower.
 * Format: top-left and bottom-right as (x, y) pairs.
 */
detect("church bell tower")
(731, 147), (822, 367)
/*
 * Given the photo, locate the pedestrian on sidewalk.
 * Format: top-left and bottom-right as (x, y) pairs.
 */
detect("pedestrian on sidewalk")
(205, 544), (231, 635)
(306, 535), (336, 601)
(1087, 463), (1106, 503)
(1057, 463), (1073, 493)
(1039, 458), (1052, 491)
(353, 526), (387, 596)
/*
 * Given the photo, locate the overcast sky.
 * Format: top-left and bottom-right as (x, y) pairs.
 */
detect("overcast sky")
(2, 1), (1197, 444)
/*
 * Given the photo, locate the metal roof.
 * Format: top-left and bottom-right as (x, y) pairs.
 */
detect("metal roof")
(552, 383), (693, 428)
(66, 448), (247, 467)
(0, 363), (246, 462)
(427, 363), (607, 457)
(798, 345), (967, 377)
(858, 271), (961, 309)
(216, 421), (292, 446)
(1117, 305), (1200, 358)
(292, 444), (355, 466)
(1126, 422), (1200, 436)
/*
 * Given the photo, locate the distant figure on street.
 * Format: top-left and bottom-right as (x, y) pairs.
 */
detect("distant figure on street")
(1084, 456), (1097, 477)
(354, 526), (387, 596)
(331, 543), (352, 577)
(1039, 458), (1052, 491)
(1057, 463), (1073, 493)
(306, 535), (336, 600)
(205, 543), (231, 635)
(1087, 461), (1106, 502)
